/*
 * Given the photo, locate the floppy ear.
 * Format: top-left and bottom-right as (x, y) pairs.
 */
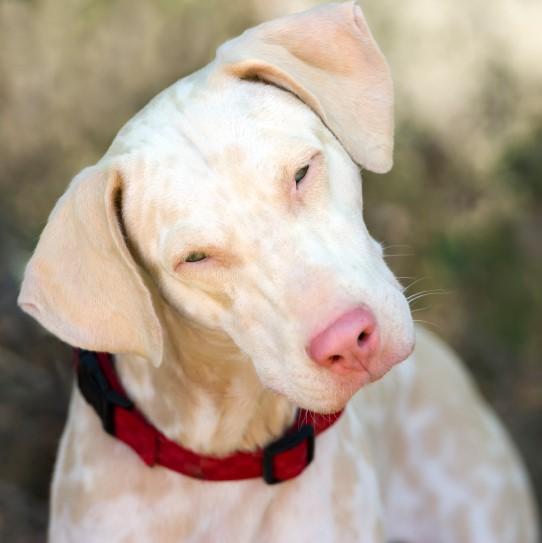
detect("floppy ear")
(215, 1), (393, 173)
(18, 165), (163, 367)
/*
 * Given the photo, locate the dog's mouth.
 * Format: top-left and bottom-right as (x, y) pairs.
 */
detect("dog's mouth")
(278, 329), (416, 414)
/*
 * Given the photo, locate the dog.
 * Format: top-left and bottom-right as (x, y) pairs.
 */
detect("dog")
(18, 2), (537, 541)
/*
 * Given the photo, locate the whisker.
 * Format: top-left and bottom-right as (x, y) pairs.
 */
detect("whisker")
(383, 253), (414, 258)
(402, 276), (428, 293)
(407, 289), (448, 304)
(410, 306), (430, 314)
(413, 319), (442, 331)
(381, 243), (412, 251)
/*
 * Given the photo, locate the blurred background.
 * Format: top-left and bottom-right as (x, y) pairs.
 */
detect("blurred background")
(0, 0), (540, 539)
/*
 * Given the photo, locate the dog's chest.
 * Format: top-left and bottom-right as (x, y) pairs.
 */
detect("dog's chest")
(49, 390), (393, 543)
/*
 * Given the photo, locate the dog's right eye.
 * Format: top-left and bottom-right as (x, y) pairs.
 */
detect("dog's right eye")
(294, 165), (309, 185)
(185, 251), (208, 263)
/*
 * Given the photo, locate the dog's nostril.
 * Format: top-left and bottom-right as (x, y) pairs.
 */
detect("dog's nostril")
(357, 331), (368, 345)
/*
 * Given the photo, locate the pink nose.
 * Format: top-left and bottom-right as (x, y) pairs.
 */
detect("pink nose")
(307, 307), (379, 374)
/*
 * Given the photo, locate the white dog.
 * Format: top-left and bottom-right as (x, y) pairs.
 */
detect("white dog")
(18, 2), (537, 541)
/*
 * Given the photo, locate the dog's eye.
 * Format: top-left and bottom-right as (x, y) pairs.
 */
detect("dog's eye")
(294, 165), (309, 185)
(185, 251), (208, 263)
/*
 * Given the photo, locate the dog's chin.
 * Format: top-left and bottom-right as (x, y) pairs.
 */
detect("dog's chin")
(269, 369), (371, 414)
(310, 371), (374, 413)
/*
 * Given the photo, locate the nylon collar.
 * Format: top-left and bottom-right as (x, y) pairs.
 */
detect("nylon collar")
(75, 349), (343, 484)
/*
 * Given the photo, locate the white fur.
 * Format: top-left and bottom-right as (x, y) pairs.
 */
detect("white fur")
(18, 3), (538, 542)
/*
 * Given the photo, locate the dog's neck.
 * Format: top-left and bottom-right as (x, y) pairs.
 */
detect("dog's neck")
(115, 303), (296, 456)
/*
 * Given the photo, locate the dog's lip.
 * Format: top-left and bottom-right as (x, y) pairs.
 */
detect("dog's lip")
(261, 334), (414, 412)
(299, 342), (414, 410)
(362, 339), (415, 383)
(321, 358), (372, 379)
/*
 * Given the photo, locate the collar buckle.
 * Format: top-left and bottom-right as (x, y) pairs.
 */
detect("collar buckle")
(76, 350), (133, 435)
(262, 423), (315, 484)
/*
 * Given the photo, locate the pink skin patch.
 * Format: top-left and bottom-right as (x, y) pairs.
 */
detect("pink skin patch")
(307, 307), (379, 376)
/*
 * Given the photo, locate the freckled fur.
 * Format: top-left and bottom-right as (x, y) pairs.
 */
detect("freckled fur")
(18, 3), (537, 542)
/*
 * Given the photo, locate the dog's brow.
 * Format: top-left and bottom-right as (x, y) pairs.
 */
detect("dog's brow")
(178, 124), (210, 168)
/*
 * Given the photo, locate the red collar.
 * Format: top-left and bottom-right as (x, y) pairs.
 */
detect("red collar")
(75, 350), (342, 484)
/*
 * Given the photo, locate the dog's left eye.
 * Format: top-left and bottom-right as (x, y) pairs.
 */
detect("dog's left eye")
(185, 251), (208, 263)
(294, 165), (309, 185)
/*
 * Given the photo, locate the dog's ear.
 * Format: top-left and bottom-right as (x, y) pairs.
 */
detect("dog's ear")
(215, 1), (393, 173)
(18, 166), (164, 367)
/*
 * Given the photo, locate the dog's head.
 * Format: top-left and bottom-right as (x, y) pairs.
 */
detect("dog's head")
(19, 2), (414, 412)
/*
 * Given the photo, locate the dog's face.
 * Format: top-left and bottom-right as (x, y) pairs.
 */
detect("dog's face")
(19, 2), (414, 412)
(118, 81), (413, 411)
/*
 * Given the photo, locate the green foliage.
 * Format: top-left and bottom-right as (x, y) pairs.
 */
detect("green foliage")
(431, 220), (533, 349)
(501, 124), (542, 202)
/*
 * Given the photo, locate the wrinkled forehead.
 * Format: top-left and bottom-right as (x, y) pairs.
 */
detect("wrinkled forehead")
(181, 82), (325, 160)
(115, 80), (328, 252)
(121, 81), (325, 197)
